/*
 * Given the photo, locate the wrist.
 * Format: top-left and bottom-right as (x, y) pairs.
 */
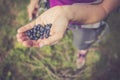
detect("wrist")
(61, 5), (74, 22)
(30, 0), (39, 4)
(62, 4), (107, 24)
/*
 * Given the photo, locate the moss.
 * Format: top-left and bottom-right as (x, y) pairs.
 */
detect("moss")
(0, 0), (120, 80)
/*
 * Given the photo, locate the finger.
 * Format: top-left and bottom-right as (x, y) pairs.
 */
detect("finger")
(35, 5), (39, 17)
(35, 11), (39, 17)
(29, 5), (39, 20)
(35, 4), (39, 9)
(18, 16), (44, 33)
(32, 9), (38, 19)
(16, 32), (26, 38)
(22, 40), (33, 47)
(28, 12), (33, 21)
(22, 40), (38, 47)
(17, 20), (36, 33)
(51, 41), (59, 45)
(37, 33), (63, 47)
(27, 6), (34, 20)
(16, 33), (28, 42)
(17, 37), (29, 43)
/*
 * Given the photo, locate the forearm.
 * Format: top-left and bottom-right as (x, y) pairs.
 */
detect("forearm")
(62, 4), (107, 24)
(101, 0), (120, 14)
(62, 0), (120, 24)
(30, 0), (40, 4)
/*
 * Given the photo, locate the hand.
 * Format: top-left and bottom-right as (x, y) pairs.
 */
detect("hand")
(27, 0), (40, 20)
(17, 6), (69, 47)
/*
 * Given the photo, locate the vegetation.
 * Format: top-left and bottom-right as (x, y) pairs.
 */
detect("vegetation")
(0, 0), (120, 80)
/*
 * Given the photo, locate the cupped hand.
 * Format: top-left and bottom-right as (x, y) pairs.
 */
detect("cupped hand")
(17, 6), (69, 47)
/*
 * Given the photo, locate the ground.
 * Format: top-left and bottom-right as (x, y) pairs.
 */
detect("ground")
(0, 0), (120, 80)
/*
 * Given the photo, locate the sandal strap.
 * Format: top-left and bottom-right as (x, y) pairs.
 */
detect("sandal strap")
(78, 54), (86, 58)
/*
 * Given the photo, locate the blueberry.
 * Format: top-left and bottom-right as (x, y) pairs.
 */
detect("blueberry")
(31, 37), (35, 40)
(48, 23), (52, 27)
(44, 29), (47, 34)
(26, 30), (31, 36)
(43, 24), (52, 38)
(26, 23), (52, 40)
(33, 30), (37, 33)
(29, 35), (34, 39)
(45, 24), (51, 30)
(45, 34), (49, 38)
(39, 34), (44, 39)
(36, 25), (40, 31)
(32, 33), (36, 37)
(37, 24), (43, 27)
(40, 27), (45, 36)
(33, 25), (37, 29)
(45, 30), (50, 38)
(36, 33), (40, 38)
(40, 26), (45, 32)
(46, 28), (50, 33)
(33, 27), (37, 33)
(45, 25), (50, 30)
(34, 37), (39, 40)
(29, 29), (33, 33)
(37, 30), (40, 34)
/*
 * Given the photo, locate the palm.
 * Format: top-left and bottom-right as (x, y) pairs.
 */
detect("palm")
(17, 6), (69, 47)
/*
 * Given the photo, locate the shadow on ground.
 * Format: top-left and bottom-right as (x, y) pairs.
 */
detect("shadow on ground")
(90, 12), (120, 80)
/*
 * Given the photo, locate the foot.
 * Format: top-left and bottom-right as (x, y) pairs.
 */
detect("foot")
(76, 50), (87, 69)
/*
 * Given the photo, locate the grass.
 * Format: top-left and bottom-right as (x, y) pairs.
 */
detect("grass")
(0, 0), (120, 80)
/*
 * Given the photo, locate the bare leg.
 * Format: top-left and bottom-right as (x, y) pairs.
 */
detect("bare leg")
(76, 50), (88, 69)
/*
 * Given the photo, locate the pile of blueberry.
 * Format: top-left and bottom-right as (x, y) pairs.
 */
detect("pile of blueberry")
(26, 24), (52, 40)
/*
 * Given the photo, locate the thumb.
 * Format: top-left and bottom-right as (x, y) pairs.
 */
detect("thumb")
(27, 6), (34, 20)
(34, 5), (40, 17)
(28, 9), (33, 21)
(17, 20), (36, 33)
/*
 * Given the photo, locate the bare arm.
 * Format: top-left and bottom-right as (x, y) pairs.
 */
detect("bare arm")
(17, 0), (120, 47)
(27, 0), (40, 20)
(101, 0), (120, 13)
(62, 0), (120, 24)
(30, 0), (40, 5)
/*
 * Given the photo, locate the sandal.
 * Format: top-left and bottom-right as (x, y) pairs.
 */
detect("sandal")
(76, 51), (87, 69)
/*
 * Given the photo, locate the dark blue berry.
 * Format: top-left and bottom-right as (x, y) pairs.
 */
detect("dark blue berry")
(29, 35), (34, 39)
(37, 24), (42, 27)
(45, 34), (49, 38)
(26, 30), (31, 36)
(36, 33), (40, 38)
(34, 37), (39, 40)
(45, 30), (50, 38)
(26, 23), (52, 40)
(45, 24), (51, 29)
(39, 34), (44, 39)
(40, 26), (45, 32)
(36, 26), (40, 31)
(37, 30), (40, 34)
